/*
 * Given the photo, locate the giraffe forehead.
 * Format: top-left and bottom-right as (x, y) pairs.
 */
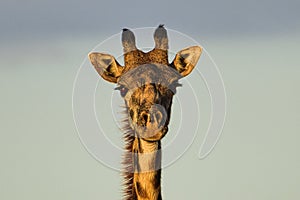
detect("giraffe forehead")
(118, 64), (181, 89)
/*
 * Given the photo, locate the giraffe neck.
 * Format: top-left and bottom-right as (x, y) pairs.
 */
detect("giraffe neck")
(132, 137), (162, 200)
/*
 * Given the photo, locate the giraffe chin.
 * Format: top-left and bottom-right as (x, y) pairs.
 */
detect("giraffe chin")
(135, 126), (168, 142)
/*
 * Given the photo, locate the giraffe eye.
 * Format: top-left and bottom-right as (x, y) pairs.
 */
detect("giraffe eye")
(115, 86), (128, 97)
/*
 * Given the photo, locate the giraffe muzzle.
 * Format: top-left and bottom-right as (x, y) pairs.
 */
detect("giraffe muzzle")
(133, 104), (169, 141)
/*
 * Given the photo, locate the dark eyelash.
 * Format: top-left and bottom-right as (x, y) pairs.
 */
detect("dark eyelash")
(168, 82), (182, 94)
(114, 85), (123, 90)
(114, 85), (129, 97)
(171, 82), (182, 88)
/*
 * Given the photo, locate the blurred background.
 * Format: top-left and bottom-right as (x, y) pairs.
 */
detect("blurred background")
(0, 0), (299, 199)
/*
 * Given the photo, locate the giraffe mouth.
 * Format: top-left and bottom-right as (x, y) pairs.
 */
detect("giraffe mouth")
(134, 125), (169, 142)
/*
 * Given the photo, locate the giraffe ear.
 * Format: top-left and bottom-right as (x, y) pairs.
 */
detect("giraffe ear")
(170, 46), (202, 77)
(89, 52), (124, 83)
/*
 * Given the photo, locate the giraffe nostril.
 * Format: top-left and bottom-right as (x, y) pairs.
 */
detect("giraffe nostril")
(155, 112), (162, 124)
(142, 113), (149, 124)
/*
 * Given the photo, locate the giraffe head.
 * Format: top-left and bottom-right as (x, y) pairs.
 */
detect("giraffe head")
(89, 25), (202, 142)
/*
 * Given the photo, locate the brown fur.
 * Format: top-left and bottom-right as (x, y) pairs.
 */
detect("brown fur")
(89, 25), (202, 200)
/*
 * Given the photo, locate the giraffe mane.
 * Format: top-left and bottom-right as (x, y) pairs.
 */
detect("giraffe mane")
(120, 107), (135, 200)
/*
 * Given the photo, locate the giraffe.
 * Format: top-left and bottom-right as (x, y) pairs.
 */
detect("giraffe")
(89, 25), (202, 200)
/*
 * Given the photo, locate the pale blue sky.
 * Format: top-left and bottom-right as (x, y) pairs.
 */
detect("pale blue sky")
(1, 0), (300, 40)
(1, 1), (300, 199)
